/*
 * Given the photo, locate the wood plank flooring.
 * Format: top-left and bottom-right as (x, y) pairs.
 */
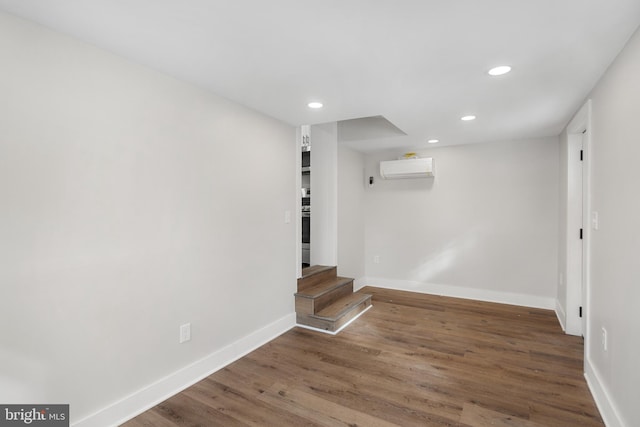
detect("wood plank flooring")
(123, 287), (603, 426)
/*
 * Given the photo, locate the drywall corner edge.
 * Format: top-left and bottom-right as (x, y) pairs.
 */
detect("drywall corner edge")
(353, 277), (368, 292)
(72, 313), (296, 427)
(556, 299), (567, 332)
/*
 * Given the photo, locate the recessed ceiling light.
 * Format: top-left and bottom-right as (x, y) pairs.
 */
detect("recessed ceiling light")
(427, 139), (439, 144)
(488, 65), (511, 76)
(461, 115), (476, 121)
(307, 102), (323, 109)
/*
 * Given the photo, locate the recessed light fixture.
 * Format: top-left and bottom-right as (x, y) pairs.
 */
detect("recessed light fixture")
(488, 65), (511, 76)
(461, 115), (476, 121)
(427, 139), (439, 144)
(307, 101), (323, 109)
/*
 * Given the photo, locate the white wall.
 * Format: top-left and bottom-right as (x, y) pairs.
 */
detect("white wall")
(310, 122), (338, 266)
(0, 12), (296, 425)
(337, 146), (366, 281)
(363, 138), (559, 308)
(580, 26), (640, 427)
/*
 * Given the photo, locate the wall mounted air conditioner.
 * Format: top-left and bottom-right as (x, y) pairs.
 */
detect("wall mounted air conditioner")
(380, 158), (434, 179)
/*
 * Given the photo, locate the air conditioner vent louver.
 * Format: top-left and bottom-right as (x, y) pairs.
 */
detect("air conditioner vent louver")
(380, 158), (434, 179)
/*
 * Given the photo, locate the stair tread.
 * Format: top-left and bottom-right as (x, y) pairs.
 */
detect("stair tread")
(311, 293), (372, 321)
(301, 265), (334, 279)
(295, 276), (353, 298)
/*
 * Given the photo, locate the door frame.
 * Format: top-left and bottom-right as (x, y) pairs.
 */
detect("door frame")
(296, 126), (304, 279)
(565, 99), (592, 339)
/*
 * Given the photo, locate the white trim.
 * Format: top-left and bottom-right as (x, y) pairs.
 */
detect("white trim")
(585, 357), (625, 427)
(555, 299), (567, 332)
(567, 99), (591, 133)
(353, 277), (367, 291)
(295, 126), (303, 279)
(581, 101), (593, 349)
(565, 99), (592, 339)
(73, 313), (296, 427)
(296, 304), (373, 335)
(359, 277), (555, 310)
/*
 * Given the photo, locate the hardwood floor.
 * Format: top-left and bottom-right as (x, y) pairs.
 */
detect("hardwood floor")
(123, 287), (603, 426)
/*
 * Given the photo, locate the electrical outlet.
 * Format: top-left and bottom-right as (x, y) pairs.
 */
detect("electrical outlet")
(601, 327), (607, 351)
(180, 323), (191, 343)
(374, 255), (380, 264)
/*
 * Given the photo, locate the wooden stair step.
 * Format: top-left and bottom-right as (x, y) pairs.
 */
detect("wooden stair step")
(295, 276), (353, 299)
(297, 293), (372, 333)
(301, 265), (334, 278)
(314, 293), (371, 321)
(295, 265), (372, 334)
(297, 265), (337, 292)
(294, 276), (354, 316)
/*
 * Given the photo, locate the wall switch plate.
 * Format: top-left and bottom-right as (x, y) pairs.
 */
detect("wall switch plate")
(284, 210), (291, 224)
(180, 323), (191, 343)
(592, 211), (599, 230)
(374, 255), (380, 264)
(601, 327), (607, 351)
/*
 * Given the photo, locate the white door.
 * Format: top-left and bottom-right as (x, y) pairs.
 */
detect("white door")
(580, 131), (587, 336)
(566, 133), (584, 336)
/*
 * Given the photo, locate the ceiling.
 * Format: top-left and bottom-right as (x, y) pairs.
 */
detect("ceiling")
(1, 1), (639, 152)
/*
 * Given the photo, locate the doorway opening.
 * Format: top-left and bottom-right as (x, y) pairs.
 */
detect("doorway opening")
(301, 132), (311, 268)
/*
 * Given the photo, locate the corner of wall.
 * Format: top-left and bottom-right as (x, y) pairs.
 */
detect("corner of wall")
(353, 277), (369, 292)
(555, 299), (566, 332)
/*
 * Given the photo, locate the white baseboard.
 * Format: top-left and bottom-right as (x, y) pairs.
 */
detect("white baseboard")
(358, 277), (555, 310)
(584, 357), (625, 427)
(73, 313), (296, 427)
(555, 299), (567, 332)
(353, 277), (367, 291)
